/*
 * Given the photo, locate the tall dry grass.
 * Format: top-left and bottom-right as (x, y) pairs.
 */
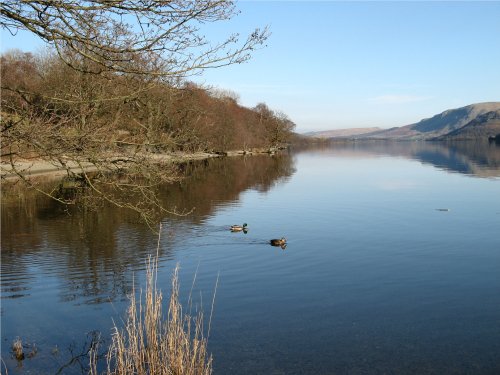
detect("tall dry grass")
(12, 337), (24, 361)
(90, 254), (212, 375)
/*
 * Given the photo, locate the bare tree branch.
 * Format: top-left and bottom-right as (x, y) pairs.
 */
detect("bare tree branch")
(1, 0), (269, 77)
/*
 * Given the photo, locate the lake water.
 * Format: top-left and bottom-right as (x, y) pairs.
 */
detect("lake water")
(2, 141), (500, 374)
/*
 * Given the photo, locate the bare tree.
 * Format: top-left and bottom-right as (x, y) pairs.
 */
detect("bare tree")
(0, 0), (269, 77)
(208, 87), (240, 104)
(270, 110), (296, 147)
(254, 103), (295, 147)
(1, 2), (271, 227)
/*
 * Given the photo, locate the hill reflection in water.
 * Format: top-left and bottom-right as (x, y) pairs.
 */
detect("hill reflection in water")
(1, 142), (499, 375)
(298, 140), (500, 178)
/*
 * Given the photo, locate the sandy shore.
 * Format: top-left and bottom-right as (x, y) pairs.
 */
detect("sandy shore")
(1, 148), (280, 181)
(0, 152), (217, 181)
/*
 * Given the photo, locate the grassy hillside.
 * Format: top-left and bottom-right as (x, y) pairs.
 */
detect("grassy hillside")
(366, 102), (500, 140)
(302, 103), (500, 141)
(436, 110), (500, 141)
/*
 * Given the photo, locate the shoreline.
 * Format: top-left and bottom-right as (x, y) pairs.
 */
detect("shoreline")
(0, 147), (285, 182)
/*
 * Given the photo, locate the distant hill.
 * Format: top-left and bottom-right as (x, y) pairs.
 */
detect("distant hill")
(435, 110), (500, 141)
(304, 127), (382, 138)
(304, 102), (500, 141)
(360, 102), (500, 140)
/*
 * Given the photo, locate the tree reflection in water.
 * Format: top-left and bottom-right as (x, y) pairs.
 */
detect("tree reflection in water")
(1, 153), (296, 304)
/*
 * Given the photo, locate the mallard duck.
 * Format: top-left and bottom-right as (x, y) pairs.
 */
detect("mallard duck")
(230, 223), (248, 232)
(270, 237), (286, 246)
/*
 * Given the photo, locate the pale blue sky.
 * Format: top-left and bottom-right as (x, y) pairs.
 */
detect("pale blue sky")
(2, 1), (499, 132)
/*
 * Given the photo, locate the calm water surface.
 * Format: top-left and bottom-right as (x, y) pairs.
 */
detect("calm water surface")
(2, 142), (500, 374)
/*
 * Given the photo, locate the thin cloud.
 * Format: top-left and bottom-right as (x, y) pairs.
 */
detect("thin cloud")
(369, 94), (433, 104)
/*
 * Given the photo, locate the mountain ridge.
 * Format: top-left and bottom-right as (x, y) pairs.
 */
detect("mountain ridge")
(435, 110), (500, 141)
(306, 102), (500, 141)
(369, 102), (500, 140)
(304, 127), (382, 138)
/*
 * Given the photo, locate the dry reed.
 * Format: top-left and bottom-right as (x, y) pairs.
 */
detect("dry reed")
(90, 256), (212, 375)
(12, 337), (24, 361)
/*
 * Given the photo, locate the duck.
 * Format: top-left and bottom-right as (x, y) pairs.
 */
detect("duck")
(230, 223), (248, 232)
(270, 237), (286, 247)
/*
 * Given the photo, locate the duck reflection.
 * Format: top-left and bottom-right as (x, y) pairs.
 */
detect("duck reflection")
(1, 153), (296, 303)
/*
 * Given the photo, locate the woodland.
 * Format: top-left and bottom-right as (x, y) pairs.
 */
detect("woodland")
(1, 1), (296, 223)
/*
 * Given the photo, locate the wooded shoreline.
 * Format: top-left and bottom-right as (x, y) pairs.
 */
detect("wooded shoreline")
(0, 146), (288, 181)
